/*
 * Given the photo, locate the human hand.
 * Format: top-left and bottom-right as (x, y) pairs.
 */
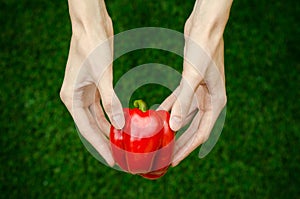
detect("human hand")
(159, 0), (232, 166)
(60, 0), (124, 166)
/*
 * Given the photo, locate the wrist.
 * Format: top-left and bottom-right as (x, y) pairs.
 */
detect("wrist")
(190, 0), (232, 41)
(68, 0), (110, 37)
(71, 23), (108, 42)
(186, 28), (222, 60)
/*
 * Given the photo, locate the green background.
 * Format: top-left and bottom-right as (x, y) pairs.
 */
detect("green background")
(1, 0), (299, 198)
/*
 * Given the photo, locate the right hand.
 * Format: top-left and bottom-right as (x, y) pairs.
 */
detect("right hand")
(159, 0), (232, 166)
(60, 0), (125, 166)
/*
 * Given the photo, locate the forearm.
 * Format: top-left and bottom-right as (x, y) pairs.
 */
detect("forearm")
(189, 0), (233, 52)
(192, 0), (233, 36)
(67, 0), (109, 36)
(66, 0), (113, 59)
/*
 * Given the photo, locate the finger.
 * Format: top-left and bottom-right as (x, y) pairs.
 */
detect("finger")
(172, 83), (223, 166)
(181, 87), (203, 126)
(157, 87), (180, 111)
(172, 86), (206, 166)
(97, 67), (125, 130)
(157, 86), (197, 132)
(172, 110), (212, 167)
(92, 90), (110, 136)
(182, 108), (198, 127)
(205, 43), (227, 114)
(171, 111), (202, 167)
(89, 102), (110, 137)
(73, 107), (115, 167)
(173, 111), (202, 154)
(205, 68), (227, 121)
(169, 76), (198, 131)
(169, 37), (209, 131)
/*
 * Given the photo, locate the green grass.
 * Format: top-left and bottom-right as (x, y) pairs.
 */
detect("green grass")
(1, 0), (299, 198)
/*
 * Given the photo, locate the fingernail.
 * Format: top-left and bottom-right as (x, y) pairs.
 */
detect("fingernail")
(156, 106), (165, 111)
(107, 157), (115, 167)
(113, 114), (125, 129)
(170, 116), (181, 131)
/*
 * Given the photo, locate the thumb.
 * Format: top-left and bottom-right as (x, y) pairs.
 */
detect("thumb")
(170, 34), (210, 131)
(169, 76), (198, 131)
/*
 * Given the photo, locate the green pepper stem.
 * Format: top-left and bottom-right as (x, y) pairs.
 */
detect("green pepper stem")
(133, 100), (147, 112)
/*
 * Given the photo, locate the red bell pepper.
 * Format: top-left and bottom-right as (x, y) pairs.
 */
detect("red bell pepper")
(110, 100), (175, 180)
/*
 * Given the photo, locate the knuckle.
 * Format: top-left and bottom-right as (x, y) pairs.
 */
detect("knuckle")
(182, 67), (203, 89)
(195, 133), (209, 145)
(100, 91), (122, 117)
(107, 17), (113, 27)
(59, 88), (68, 103)
(217, 93), (227, 108)
(184, 17), (192, 35)
(103, 102), (113, 114)
(212, 88), (227, 111)
(202, 133), (210, 143)
(59, 88), (72, 109)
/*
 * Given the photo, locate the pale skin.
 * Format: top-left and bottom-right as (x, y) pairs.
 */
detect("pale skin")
(60, 0), (233, 167)
(161, 0), (233, 166)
